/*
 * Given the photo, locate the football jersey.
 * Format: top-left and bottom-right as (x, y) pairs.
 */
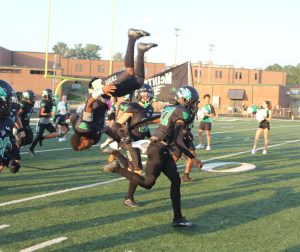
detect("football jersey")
(9, 102), (21, 123)
(0, 116), (14, 162)
(39, 99), (53, 124)
(19, 101), (34, 127)
(120, 102), (154, 141)
(153, 105), (191, 144)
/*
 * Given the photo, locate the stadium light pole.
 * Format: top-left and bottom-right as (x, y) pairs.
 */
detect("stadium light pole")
(109, 0), (116, 75)
(174, 28), (181, 66)
(207, 44), (215, 84)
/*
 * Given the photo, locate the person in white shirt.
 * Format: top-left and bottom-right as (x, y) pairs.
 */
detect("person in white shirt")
(251, 101), (272, 155)
(56, 95), (70, 142)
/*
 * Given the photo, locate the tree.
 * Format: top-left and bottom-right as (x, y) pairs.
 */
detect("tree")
(265, 63), (300, 85)
(52, 42), (102, 60)
(113, 52), (124, 62)
(265, 63), (282, 71)
(84, 44), (101, 60)
(52, 42), (69, 57)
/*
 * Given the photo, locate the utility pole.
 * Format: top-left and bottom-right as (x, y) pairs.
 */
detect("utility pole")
(174, 28), (181, 66)
(208, 44), (215, 84)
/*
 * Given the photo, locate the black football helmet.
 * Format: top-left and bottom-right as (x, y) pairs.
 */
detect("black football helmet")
(22, 90), (36, 104)
(0, 80), (14, 117)
(135, 84), (154, 104)
(42, 89), (52, 99)
(175, 86), (200, 115)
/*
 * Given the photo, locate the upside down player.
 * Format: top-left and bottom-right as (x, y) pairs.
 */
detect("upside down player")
(103, 86), (203, 227)
(109, 84), (155, 207)
(0, 80), (21, 174)
(70, 28), (157, 151)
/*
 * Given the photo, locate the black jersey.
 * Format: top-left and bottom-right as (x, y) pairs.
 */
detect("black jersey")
(54, 114), (68, 125)
(19, 101), (34, 127)
(73, 95), (108, 144)
(91, 96), (109, 130)
(9, 102), (20, 123)
(120, 102), (154, 141)
(39, 99), (53, 118)
(0, 116), (15, 162)
(153, 105), (191, 145)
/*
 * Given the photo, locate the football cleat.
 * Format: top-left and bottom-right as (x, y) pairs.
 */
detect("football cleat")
(124, 198), (141, 208)
(137, 43), (158, 52)
(102, 160), (120, 173)
(172, 217), (193, 227)
(28, 149), (35, 157)
(128, 28), (150, 39)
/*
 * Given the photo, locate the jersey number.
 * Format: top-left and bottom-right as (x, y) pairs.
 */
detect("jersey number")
(160, 107), (176, 126)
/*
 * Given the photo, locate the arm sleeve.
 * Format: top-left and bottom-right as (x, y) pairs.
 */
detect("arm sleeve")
(173, 121), (195, 159)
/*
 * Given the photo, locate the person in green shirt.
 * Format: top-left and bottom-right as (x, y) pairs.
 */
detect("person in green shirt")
(195, 94), (215, 151)
(252, 104), (257, 119)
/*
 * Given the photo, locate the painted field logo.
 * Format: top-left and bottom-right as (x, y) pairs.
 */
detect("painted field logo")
(202, 162), (256, 173)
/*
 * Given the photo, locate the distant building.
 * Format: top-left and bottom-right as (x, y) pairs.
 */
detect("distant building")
(0, 46), (166, 98)
(191, 63), (300, 115)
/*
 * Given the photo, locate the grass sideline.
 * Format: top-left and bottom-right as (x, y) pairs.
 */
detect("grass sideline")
(1, 117), (300, 251)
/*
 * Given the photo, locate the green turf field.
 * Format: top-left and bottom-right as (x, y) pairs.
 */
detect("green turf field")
(1, 117), (300, 252)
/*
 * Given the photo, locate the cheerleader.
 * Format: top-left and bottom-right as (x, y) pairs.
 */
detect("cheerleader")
(251, 101), (272, 154)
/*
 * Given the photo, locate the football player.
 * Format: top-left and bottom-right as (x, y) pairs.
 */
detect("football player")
(103, 86), (203, 227)
(0, 80), (21, 173)
(17, 90), (36, 147)
(29, 89), (61, 156)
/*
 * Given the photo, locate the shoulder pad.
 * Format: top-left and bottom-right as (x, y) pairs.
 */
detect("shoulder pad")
(175, 105), (191, 122)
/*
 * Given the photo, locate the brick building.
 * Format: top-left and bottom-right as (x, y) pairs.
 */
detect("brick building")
(191, 63), (299, 115)
(0, 46), (166, 97)
(1, 46), (299, 115)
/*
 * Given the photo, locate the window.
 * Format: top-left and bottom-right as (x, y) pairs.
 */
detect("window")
(0, 68), (22, 74)
(235, 72), (238, 79)
(215, 71), (218, 78)
(30, 70), (54, 75)
(255, 73), (258, 80)
(97, 65), (105, 73)
(75, 64), (83, 72)
(239, 72), (242, 79)
(195, 70), (198, 77)
(215, 71), (223, 79)
(219, 71), (222, 78)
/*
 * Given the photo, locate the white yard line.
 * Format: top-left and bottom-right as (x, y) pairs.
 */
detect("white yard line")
(19, 124), (300, 156)
(0, 224), (10, 230)
(19, 237), (68, 252)
(1, 139), (299, 208)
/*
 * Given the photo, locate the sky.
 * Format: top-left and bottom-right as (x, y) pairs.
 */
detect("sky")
(1, 0), (300, 69)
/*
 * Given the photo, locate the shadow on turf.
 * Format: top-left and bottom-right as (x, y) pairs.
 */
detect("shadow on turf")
(2, 186), (300, 251)
(21, 160), (102, 171)
(283, 245), (300, 252)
